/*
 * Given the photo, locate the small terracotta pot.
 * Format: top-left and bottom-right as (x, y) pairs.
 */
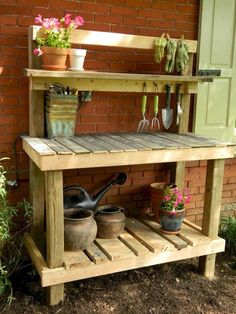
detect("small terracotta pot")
(41, 46), (69, 71)
(159, 208), (185, 235)
(150, 182), (167, 220)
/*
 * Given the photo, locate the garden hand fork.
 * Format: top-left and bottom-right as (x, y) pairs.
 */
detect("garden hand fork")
(137, 83), (149, 132)
(151, 83), (160, 130)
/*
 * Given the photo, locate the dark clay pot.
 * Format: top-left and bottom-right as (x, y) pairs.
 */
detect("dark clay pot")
(159, 208), (185, 235)
(64, 208), (97, 251)
(95, 205), (126, 239)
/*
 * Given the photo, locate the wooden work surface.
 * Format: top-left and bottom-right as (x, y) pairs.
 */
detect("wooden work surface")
(24, 217), (225, 288)
(22, 132), (236, 171)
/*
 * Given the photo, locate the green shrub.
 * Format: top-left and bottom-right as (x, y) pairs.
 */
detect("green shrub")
(219, 215), (236, 255)
(0, 158), (32, 306)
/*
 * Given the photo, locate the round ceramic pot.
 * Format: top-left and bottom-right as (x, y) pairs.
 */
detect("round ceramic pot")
(150, 182), (167, 220)
(159, 208), (185, 235)
(41, 47), (69, 71)
(95, 205), (126, 239)
(69, 48), (87, 70)
(64, 208), (97, 251)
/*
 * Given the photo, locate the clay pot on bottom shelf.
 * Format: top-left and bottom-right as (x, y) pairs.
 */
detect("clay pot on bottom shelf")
(150, 182), (168, 221)
(159, 208), (185, 235)
(95, 205), (126, 239)
(64, 208), (97, 251)
(41, 46), (69, 71)
(69, 48), (87, 71)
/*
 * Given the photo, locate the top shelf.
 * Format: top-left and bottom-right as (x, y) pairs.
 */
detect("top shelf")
(24, 69), (213, 93)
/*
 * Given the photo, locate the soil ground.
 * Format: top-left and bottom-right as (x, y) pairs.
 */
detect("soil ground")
(0, 253), (235, 314)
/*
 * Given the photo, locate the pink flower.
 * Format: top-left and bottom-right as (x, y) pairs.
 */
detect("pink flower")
(33, 48), (43, 56)
(74, 16), (84, 27)
(64, 14), (72, 26)
(164, 195), (171, 201)
(42, 18), (51, 29)
(35, 14), (42, 25)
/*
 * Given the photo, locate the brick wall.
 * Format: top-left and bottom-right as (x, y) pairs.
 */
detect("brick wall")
(0, 0), (235, 220)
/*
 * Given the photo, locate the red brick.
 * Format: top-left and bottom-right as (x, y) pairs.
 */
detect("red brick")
(81, 2), (108, 14)
(125, 0), (151, 8)
(123, 16), (148, 27)
(111, 25), (137, 35)
(139, 9), (163, 19)
(152, 2), (176, 11)
(149, 19), (174, 29)
(17, 16), (34, 27)
(0, 15), (17, 25)
(95, 14), (122, 25)
(110, 5), (137, 17)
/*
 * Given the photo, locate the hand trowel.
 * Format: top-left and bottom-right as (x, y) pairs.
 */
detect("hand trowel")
(162, 84), (173, 129)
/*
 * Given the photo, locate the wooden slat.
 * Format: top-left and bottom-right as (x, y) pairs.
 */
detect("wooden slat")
(85, 243), (109, 264)
(64, 251), (92, 269)
(22, 136), (56, 155)
(111, 133), (150, 151)
(41, 138), (74, 155)
(55, 137), (91, 154)
(183, 219), (202, 232)
(119, 231), (151, 256)
(164, 132), (216, 147)
(179, 223), (210, 246)
(94, 238), (134, 261)
(93, 133), (137, 152)
(71, 135), (107, 153)
(149, 132), (192, 148)
(125, 217), (175, 253)
(81, 134), (123, 153)
(129, 133), (167, 149)
(142, 219), (188, 250)
(186, 132), (233, 146)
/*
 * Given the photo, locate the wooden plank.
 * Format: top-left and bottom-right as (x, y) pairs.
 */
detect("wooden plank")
(130, 133), (168, 149)
(104, 134), (137, 151)
(64, 251), (92, 269)
(30, 162), (45, 255)
(71, 135), (107, 153)
(93, 133), (137, 152)
(85, 243), (109, 264)
(35, 145), (236, 171)
(41, 238), (225, 287)
(29, 89), (45, 137)
(199, 159), (225, 279)
(22, 136), (56, 155)
(142, 219), (188, 250)
(94, 238), (134, 261)
(120, 133), (160, 150)
(179, 223), (210, 246)
(125, 217), (175, 253)
(111, 133), (150, 151)
(183, 219), (202, 232)
(41, 138), (74, 155)
(45, 171), (64, 269)
(30, 26), (198, 52)
(148, 133), (189, 148)
(55, 137), (91, 154)
(24, 233), (48, 277)
(119, 230), (151, 256)
(81, 134), (123, 153)
(160, 132), (211, 147)
(186, 132), (232, 146)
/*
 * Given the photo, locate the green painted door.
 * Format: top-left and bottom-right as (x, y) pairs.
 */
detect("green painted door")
(194, 0), (236, 142)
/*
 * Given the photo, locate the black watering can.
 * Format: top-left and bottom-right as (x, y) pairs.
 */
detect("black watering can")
(63, 172), (127, 211)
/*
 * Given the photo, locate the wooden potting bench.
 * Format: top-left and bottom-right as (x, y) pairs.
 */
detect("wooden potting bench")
(23, 26), (236, 305)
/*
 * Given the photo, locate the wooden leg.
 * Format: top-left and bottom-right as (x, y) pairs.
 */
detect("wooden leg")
(199, 159), (225, 278)
(170, 161), (185, 189)
(45, 170), (64, 305)
(30, 161), (45, 254)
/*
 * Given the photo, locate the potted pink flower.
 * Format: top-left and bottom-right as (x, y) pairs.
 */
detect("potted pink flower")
(33, 14), (84, 70)
(159, 184), (190, 234)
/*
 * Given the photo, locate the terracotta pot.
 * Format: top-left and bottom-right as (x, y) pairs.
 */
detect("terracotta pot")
(159, 208), (185, 235)
(64, 208), (97, 251)
(41, 47), (69, 71)
(95, 205), (126, 239)
(150, 182), (167, 220)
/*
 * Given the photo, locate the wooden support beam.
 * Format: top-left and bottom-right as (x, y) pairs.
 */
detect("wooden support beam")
(45, 170), (64, 305)
(199, 159), (225, 279)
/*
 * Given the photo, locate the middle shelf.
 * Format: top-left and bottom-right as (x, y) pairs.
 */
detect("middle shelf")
(22, 132), (235, 171)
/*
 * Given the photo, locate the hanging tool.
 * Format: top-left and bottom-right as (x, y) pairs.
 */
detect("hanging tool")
(137, 83), (149, 133)
(162, 84), (173, 129)
(176, 84), (183, 125)
(151, 83), (160, 131)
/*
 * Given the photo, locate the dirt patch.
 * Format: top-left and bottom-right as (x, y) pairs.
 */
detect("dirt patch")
(1, 253), (236, 314)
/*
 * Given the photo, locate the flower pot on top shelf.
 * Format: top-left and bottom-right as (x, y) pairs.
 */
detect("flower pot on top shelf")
(69, 48), (87, 71)
(159, 185), (190, 235)
(33, 13), (84, 70)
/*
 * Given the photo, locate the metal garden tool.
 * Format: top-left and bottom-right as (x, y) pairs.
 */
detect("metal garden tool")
(162, 84), (173, 129)
(137, 86), (149, 132)
(176, 84), (183, 125)
(151, 85), (160, 130)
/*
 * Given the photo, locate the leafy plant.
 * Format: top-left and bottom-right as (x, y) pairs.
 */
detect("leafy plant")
(219, 215), (236, 256)
(0, 158), (33, 306)
(160, 184), (190, 212)
(34, 13), (84, 55)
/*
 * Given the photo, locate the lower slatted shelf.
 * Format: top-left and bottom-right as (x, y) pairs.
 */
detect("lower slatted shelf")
(24, 217), (225, 288)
